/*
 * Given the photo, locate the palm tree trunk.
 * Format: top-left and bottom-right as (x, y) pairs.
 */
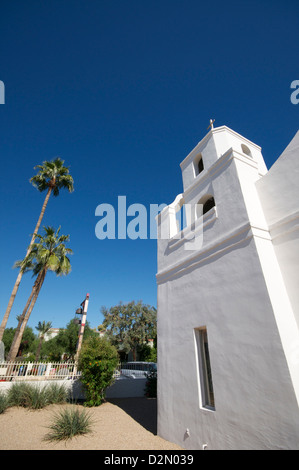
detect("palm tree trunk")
(8, 269), (47, 362)
(0, 186), (52, 341)
(6, 289), (35, 361)
(6, 270), (44, 361)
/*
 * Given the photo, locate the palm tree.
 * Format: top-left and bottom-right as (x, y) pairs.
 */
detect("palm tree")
(0, 158), (74, 341)
(7, 270), (46, 361)
(7, 226), (72, 362)
(35, 321), (52, 361)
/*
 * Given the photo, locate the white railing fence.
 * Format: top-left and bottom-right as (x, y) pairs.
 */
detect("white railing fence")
(0, 361), (156, 382)
(0, 361), (80, 381)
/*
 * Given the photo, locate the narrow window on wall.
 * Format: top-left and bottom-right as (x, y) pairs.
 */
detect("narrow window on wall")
(194, 327), (215, 410)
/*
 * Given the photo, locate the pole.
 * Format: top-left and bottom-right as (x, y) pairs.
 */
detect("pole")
(75, 293), (89, 362)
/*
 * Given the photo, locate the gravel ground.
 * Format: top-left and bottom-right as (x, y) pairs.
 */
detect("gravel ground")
(0, 397), (183, 450)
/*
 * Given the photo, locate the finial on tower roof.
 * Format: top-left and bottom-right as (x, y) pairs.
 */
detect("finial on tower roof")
(207, 119), (215, 130)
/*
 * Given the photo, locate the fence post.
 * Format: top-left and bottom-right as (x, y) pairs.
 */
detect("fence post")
(24, 362), (29, 378)
(45, 363), (52, 377)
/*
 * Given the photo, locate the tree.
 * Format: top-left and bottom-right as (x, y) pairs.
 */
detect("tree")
(7, 226), (72, 362)
(101, 301), (157, 361)
(2, 326), (36, 359)
(78, 336), (119, 406)
(43, 319), (98, 360)
(35, 321), (52, 361)
(0, 158), (74, 341)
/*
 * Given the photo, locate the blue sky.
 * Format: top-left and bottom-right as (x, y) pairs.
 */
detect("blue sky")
(0, 0), (298, 331)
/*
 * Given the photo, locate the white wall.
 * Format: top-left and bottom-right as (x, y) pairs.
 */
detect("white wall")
(157, 233), (299, 449)
(256, 130), (299, 328)
(156, 127), (299, 450)
(0, 377), (147, 400)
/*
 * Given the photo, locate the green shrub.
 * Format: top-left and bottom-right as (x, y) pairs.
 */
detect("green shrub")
(24, 385), (49, 409)
(7, 383), (33, 408)
(7, 382), (68, 409)
(0, 391), (8, 414)
(45, 406), (93, 441)
(78, 336), (119, 406)
(45, 383), (69, 404)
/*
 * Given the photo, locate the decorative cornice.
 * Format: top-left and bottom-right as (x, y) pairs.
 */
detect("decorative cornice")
(156, 220), (271, 284)
(268, 209), (299, 241)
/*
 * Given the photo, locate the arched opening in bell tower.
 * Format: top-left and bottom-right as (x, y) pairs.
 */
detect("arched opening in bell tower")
(193, 153), (204, 177)
(196, 194), (216, 219)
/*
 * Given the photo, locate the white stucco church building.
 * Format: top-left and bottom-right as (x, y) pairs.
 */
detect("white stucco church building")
(156, 123), (299, 450)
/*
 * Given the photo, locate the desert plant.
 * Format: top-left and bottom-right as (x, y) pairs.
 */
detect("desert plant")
(7, 383), (47, 409)
(45, 383), (69, 404)
(7, 383), (32, 407)
(24, 385), (49, 409)
(78, 336), (119, 406)
(0, 391), (8, 414)
(45, 406), (93, 441)
(7, 382), (68, 409)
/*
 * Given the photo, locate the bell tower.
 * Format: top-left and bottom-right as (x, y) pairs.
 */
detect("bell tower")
(156, 124), (299, 450)
(157, 123), (268, 271)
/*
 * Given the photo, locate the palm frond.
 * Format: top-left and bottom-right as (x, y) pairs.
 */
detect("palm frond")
(13, 258), (35, 274)
(23, 225), (73, 278)
(30, 158), (74, 194)
(36, 320), (52, 334)
(47, 254), (60, 271)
